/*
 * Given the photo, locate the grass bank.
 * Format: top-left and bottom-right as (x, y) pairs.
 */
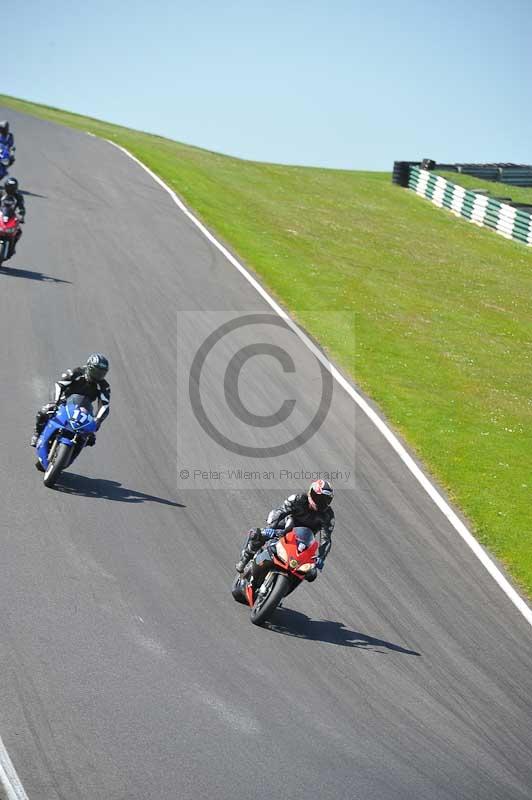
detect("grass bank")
(2, 94), (531, 598)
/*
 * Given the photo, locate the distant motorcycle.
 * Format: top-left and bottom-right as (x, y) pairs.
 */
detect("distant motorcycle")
(231, 527), (319, 625)
(0, 143), (14, 182)
(0, 198), (22, 265)
(35, 394), (98, 487)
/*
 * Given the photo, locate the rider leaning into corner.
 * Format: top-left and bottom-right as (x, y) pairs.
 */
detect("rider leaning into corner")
(236, 479), (335, 580)
(0, 177), (25, 257)
(0, 121), (15, 159)
(1, 177), (25, 212)
(30, 353), (110, 448)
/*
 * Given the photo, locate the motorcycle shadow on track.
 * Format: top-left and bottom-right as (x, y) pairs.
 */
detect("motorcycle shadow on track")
(20, 190), (48, 199)
(0, 264), (71, 283)
(56, 472), (185, 507)
(267, 608), (421, 656)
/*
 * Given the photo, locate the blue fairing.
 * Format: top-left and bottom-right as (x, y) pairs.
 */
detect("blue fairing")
(0, 144), (11, 179)
(36, 401), (97, 469)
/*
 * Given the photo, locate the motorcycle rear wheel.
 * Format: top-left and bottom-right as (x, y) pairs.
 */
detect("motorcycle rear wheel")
(250, 573), (289, 626)
(231, 575), (248, 605)
(43, 442), (71, 488)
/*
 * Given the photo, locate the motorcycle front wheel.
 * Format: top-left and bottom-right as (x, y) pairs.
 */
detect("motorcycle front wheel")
(250, 572), (290, 626)
(43, 442), (72, 487)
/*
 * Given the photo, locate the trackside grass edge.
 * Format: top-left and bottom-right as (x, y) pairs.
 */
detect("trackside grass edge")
(2, 94), (531, 598)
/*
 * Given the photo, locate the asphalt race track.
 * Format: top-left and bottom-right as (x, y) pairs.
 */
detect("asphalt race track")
(0, 107), (531, 800)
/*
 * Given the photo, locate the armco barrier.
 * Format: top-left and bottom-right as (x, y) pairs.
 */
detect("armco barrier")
(406, 166), (532, 246)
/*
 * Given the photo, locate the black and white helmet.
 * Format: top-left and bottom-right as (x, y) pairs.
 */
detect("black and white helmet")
(3, 177), (18, 195)
(85, 353), (109, 382)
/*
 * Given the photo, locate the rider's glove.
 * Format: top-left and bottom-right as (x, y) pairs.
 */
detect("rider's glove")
(262, 527), (278, 539)
(315, 557), (324, 571)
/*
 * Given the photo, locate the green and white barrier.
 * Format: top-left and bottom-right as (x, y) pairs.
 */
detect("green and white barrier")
(407, 166), (532, 246)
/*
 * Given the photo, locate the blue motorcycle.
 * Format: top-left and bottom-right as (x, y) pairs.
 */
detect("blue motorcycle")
(36, 394), (97, 487)
(0, 143), (13, 182)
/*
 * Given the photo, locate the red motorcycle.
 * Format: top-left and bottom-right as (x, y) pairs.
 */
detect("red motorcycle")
(0, 200), (22, 265)
(231, 526), (319, 625)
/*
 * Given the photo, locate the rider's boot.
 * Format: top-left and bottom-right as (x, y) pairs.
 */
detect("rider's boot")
(30, 419), (44, 447)
(236, 548), (254, 573)
(235, 528), (264, 572)
(30, 406), (54, 447)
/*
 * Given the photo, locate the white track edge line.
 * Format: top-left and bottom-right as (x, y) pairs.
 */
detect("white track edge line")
(101, 135), (532, 628)
(0, 737), (29, 800)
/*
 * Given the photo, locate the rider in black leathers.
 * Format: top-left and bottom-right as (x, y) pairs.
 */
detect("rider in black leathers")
(236, 480), (335, 578)
(30, 353), (110, 447)
(0, 178), (24, 213)
(0, 177), (25, 257)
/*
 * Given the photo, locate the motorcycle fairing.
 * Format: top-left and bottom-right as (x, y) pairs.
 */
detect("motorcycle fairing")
(36, 402), (96, 468)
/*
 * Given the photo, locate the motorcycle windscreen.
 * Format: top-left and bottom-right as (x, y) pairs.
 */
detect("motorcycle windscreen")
(1, 200), (17, 218)
(65, 393), (94, 413)
(64, 396), (97, 431)
(290, 527), (315, 552)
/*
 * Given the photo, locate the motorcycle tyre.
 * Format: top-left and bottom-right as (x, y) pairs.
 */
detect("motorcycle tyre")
(43, 442), (71, 488)
(0, 239), (8, 265)
(231, 575), (248, 605)
(250, 573), (290, 626)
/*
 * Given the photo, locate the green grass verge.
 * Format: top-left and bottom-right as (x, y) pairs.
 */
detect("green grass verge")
(2, 94), (531, 598)
(436, 171), (532, 205)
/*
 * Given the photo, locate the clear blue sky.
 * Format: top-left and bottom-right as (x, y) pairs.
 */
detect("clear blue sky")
(7, 0), (531, 170)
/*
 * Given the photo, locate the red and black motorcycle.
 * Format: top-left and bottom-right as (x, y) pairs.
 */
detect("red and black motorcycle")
(231, 526), (319, 625)
(0, 199), (22, 266)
